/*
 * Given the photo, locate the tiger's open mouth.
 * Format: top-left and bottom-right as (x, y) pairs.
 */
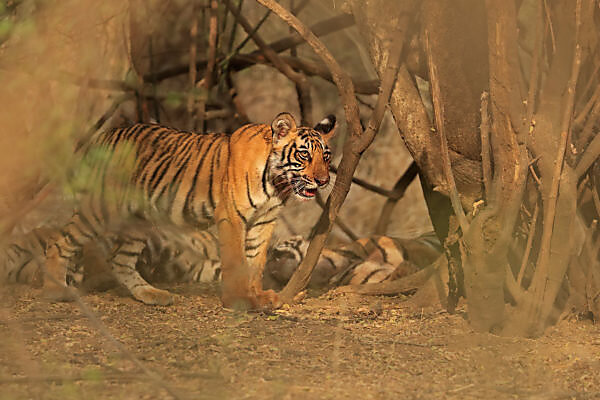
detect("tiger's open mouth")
(296, 187), (317, 199)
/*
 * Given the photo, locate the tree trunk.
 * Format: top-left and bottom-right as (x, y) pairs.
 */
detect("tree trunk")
(349, 0), (599, 336)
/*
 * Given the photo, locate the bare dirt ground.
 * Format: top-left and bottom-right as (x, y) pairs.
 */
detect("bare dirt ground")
(1, 283), (600, 400)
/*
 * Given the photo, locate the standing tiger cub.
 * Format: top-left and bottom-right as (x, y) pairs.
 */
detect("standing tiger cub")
(46, 113), (336, 309)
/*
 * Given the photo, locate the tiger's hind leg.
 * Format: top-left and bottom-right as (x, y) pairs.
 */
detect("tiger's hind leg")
(43, 219), (90, 302)
(110, 232), (174, 306)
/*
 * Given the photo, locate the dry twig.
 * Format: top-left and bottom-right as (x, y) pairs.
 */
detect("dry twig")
(424, 29), (469, 233)
(480, 91), (492, 201)
(315, 192), (358, 241)
(526, 0), (544, 125)
(329, 165), (398, 198)
(374, 162), (418, 235)
(224, 0), (313, 125)
(187, 2), (200, 130)
(534, 0), (583, 282)
(517, 200), (539, 286)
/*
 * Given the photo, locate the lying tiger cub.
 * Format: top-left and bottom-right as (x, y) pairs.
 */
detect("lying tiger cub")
(2, 227), (440, 294)
(265, 232), (442, 289)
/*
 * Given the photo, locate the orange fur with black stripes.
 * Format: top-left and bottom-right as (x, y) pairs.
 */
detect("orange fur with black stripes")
(45, 113), (336, 308)
(266, 232), (442, 288)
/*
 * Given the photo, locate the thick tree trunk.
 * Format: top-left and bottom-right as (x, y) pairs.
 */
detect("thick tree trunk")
(349, 0), (597, 336)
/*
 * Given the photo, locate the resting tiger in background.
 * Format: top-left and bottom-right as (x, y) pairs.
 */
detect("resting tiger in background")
(1, 228), (441, 294)
(40, 112), (336, 309)
(266, 232), (442, 289)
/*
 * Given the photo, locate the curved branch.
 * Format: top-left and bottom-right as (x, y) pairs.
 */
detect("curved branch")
(255, 0), (399, 303)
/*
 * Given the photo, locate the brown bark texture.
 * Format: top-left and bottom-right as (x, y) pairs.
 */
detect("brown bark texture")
(350, 0), (600, 336)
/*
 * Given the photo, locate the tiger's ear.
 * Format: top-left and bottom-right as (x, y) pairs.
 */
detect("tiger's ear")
(271, 112), (297, 141)
(314, 115), (336, 142)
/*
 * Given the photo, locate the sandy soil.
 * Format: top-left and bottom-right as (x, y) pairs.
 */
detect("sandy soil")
(1, 284), (600, 400)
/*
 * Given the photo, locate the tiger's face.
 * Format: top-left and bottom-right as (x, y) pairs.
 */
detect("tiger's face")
(270, 113), (336, 200)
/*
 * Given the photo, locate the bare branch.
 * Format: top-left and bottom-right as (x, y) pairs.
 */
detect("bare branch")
(526, 0), (544, 124)
(261, 13), (354, 56)
(186, 2), (199, 130)
(255, 0), (400, 302)
(573, 77), (600, 127)
(199, 0), (219, 130)
(535, 0), (583, 284)
(480, 91), (492, 201)
(255, 0), (362, 132)
(576, 98), (600, 154)
(315, 193), (358, 241)
(424, 29), (469, 233)
(329, 165), (393, 198)
(576, 125), (600, 178)
(374, 161), (418, 235)
(224, 0), (313, 124)
(517, 199), (539, 286)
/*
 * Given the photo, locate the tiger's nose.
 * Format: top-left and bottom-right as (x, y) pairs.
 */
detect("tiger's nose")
(315, 176), (329, 187)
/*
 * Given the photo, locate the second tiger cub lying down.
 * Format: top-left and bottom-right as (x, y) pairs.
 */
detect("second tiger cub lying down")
(2, 228), (441, 294)
(266, 232), (442, 289)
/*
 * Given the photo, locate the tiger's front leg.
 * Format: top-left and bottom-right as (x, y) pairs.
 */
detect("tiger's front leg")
(245, 220), (280, 308)
(216, 206), (280, 310)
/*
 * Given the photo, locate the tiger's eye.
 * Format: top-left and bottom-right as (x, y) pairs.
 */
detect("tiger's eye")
(297, 150), (310, 160)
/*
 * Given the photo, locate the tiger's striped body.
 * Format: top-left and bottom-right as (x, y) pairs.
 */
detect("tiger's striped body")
(46, 113), (336, 308)
(266, 232), (442, 288)
(2, 228), (440, 292)
(1, 226), (221, 289)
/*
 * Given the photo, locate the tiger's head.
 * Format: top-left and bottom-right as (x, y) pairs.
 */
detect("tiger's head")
(270, 112), (337, 200)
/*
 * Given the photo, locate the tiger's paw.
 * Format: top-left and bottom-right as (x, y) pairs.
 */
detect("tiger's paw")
(222, 289), (281, 311)
(131, 286), (174, 306)
(41, 284), (77, 303)
(256, 289), (282, 309)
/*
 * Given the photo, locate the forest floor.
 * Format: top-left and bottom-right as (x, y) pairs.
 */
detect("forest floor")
(1, 283), (600, 400)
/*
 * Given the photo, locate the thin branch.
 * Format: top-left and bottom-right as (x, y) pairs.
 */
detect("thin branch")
(290, 0), (308, 124)
(147, 13), (355, 83)
(576, 125), (600, 178)
(227, 0), (244, 53)
(220, 9), (271, 70)
(424, 29), (469, 233)
(196, 0), (219, 130)
(315, 193), (358, 241)
(574, 62), (600, 122)
(148, 38), (160, 122)
(592, 182), (600, 220)
(573, 77), (600, 127)
(224, 0), (313, 125)
(542, 0), (556, 54)
(535, 0), (583, 283)
(480, 91), (492, 201)
(517, 199), (539, 286)
(259, 13), (354, 56)
(329, 165), (395, 198)
(187, 2), (199, 130)
(374, 161), (419, 235)
(526, 0), (544, 125)
(576, 98), (600, 154)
